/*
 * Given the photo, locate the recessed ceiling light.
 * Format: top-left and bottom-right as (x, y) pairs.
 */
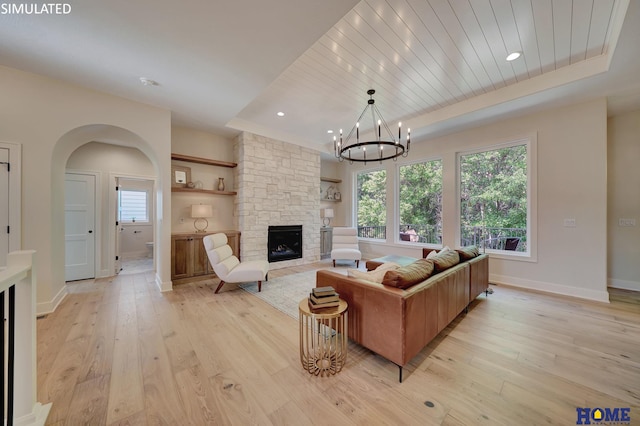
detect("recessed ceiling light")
(139, 77), (159, 86)
(506, 51), (521, 61)
(276, 111), (285, 117)
(327, 130), (334, 134)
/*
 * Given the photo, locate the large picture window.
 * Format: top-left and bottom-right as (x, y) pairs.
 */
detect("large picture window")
(459, 142), (530, 254)
(398, 160), (442, 244)
(356, 169), (386, 239)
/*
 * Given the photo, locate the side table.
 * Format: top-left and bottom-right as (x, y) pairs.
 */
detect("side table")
(298, 298), (348, 376)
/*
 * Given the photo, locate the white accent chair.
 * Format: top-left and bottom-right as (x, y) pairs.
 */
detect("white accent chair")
(331, 227), (362, 267)
(203, 233), (269, 293)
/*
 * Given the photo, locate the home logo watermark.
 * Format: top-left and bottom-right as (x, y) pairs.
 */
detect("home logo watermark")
(1, 3), (71, 14)
(576, 407), (631, 425)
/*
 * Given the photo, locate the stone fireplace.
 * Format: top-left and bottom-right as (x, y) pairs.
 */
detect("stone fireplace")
(234, 132), (321, 269)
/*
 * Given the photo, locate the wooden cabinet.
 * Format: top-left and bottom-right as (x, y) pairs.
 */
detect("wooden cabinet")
(171, 231), (240, 282)
(320, 227), (333, 259)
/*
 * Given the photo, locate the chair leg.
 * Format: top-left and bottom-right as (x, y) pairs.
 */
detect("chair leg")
(258, 281), (262, 292)
(333, 260), (336, 267)
(356, 260), (360, 268)
(214, 280), (226, 294)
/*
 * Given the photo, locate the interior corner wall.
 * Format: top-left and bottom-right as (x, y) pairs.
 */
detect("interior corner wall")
(607, 109), (640, 291)
(342, 98), (609, 302)
(170, 126), (236, 233)
(234, 132), (321, 269)
(0, 65), (172, 312)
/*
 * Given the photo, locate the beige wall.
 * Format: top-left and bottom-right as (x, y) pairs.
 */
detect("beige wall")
(342, 99), (609, 302)
(171, 127), (236, 233)
(607, 110), (640, 291)
(0, 65), (172, 313)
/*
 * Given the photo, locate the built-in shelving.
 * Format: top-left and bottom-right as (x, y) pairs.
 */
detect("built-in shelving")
(171, 187), (237, 196)
(171, 153), (237, 196)
(320, 176), (342, 183)
(171, 153), (237, 168)
(320, 176), (342, 202)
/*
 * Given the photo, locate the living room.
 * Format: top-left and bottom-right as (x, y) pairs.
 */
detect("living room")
(1, 0), (639, 424)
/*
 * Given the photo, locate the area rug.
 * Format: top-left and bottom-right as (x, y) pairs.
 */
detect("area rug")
(238, 268), (348, 320)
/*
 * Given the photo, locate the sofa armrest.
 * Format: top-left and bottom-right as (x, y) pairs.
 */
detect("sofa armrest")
(467, 254), (489, 302)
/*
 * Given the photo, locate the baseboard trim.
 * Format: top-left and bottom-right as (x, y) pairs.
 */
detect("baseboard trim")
(490, 273), (610, 303)
(36, 284), (68, 316)
(16, 402), (52, 426)
(157, 273), (172, 292)
(607, 278), (640, 291)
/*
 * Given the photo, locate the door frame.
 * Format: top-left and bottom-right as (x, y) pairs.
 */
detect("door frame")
(0, 141), (22, 257)
(108, 172), (156, 276)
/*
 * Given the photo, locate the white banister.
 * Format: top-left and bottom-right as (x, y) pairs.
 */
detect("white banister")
(0, 251), (51, 426)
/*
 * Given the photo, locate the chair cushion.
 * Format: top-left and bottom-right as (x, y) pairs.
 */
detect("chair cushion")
(331, 248), (362, 260)
(212, 255), (240, 280)
(208, 244), (233, 265)
(382, 259), (435, 289)
(204, 233), (228, 250)
(226, 260), (269, 282)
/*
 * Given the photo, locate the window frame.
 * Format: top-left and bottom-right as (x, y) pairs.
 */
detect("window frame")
(118, 188), (151, 224)
(456, 135), (537, 261)
(395, 157), (443, 248)
(353, 167), (387, 242)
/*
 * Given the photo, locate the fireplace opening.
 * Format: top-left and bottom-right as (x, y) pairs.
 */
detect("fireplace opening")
(268, 225), (302, 262)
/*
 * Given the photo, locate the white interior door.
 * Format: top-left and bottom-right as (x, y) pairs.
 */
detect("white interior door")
(115, 179), (122, 274)
(0, 148), (9, 267)
(65, 173), (96, 281)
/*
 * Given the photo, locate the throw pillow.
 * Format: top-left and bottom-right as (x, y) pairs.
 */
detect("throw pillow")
(381, 259), (434, 289)
(348, 262), (400, 283)
(425, 249), (438, 259)
(456, 245), (479, 261)
(431, 250), (460, 273)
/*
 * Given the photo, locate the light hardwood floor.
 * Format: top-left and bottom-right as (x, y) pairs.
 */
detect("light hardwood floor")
(38, 262), (640, 425)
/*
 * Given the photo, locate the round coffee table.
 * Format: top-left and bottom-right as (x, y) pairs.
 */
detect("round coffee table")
(298, 298), (348, 376)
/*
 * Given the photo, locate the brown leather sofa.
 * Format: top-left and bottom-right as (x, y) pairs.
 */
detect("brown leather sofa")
(315, 250), (488, 382)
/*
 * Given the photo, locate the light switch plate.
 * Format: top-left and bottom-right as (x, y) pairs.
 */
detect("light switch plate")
(563, 218), (576, 227)
(618, 218), (636, 227)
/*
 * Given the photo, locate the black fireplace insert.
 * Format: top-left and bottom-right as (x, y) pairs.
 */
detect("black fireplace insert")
(268, 225), (302, 262)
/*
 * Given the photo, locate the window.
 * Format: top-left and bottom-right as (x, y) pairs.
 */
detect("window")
(398, 160), (442, 244)
(459, 142), (530, 254)
(356, 169), (386, 239)
(119, 189), (149, 223)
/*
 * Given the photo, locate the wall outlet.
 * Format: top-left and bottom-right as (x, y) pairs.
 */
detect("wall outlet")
(180, 217), (185, 224)
(563, 218), (576, 227)
(618, 218), (636, 227)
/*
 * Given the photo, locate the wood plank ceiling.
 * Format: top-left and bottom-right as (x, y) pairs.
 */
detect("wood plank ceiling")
(233, 0), (624, 148)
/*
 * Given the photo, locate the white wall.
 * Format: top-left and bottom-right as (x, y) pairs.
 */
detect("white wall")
(0, 65), (172, 312)
(171, 126), (236, 233)
(607, 110), (640, 291)
(341, 99), (609, 302)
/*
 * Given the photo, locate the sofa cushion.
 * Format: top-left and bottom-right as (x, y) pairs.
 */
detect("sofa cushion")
(456, 245), (479, 261)
(348, 262), (400, 283)
(431, 250), (460, 273)
(382, 259), (434, 289)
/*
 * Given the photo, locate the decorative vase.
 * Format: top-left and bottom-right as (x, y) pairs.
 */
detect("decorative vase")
(217, 177), (225, 191)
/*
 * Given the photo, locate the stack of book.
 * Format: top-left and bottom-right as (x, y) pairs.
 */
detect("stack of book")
(308, 286), (340, 310)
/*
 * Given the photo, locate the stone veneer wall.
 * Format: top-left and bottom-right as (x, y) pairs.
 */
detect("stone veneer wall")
(234, 132), (321, 269)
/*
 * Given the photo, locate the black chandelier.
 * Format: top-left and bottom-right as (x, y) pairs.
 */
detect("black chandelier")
(334, 89), (410, 164)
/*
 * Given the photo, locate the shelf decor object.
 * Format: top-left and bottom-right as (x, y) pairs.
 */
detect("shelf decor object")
(191, 204), (213, 233)
(217, 177), (225, 191)
(333, 89), (410, 164)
